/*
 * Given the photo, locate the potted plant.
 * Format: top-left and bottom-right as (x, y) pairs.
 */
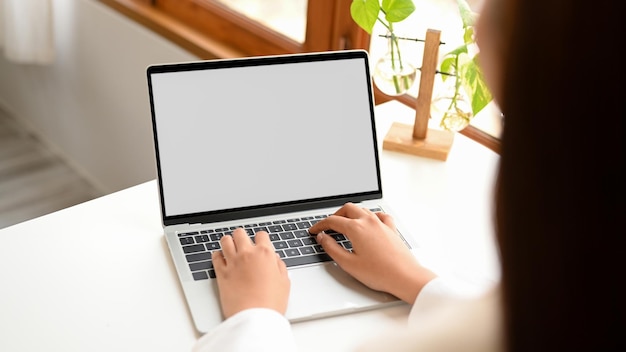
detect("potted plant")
(350, 0), (417, 96)
(350, 0), (493, 131)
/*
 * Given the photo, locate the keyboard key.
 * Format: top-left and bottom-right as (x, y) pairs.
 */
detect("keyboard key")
(268, 225), (283, 233)
(179, 237), (194, 245)
(285, 248), (301, 257)
(275, 250), (285, 258)
(208, 269), (216, 279)
(286, 218), (300, 222)
(268, 233), (280, 241)
(301, 237), (316, 245)
(189, 261), (213, 271)
(258, 222), (272, 226)
(206, 242), (221, 250)
(287, 239), (303, 247)
(331, 234), (346, 241)
(294, 230), (310, 238)
(282, 223), (297, 231)
(300, 246), (315, 255)
(273, 241), (288, 250)
(296, 221), (311, 229)
(272, 220), (286, 224)
(253, 226), (269, 233)
(313, 245), (325, 253)
(282, 253), (332, 267)
(179, 231), (198, 237)
(192, 271), (209, 280)
(342, 241), (353, 249)
(183, 244), (206, 253)
(279, 232), (295, 240)
(186, 252), (212, 263)
(195, 234), (210, 243)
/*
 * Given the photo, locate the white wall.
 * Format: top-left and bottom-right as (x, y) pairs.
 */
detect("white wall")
(0, 0), (197, 194)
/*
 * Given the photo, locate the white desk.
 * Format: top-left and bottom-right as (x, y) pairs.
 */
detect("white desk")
(0, 101), (500, 352)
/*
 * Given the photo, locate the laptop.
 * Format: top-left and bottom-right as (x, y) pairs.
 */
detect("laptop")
(146, 49), (418, 334)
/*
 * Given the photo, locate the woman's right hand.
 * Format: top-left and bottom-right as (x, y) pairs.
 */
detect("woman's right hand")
(308, 203), (436, 304)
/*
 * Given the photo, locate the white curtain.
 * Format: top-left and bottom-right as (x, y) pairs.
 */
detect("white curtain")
(0, 0), (55, 64)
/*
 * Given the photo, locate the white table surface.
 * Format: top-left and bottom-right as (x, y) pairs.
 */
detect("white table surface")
(0, 100), (500, 352)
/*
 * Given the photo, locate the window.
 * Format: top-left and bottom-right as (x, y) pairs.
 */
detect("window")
(100, 0), (500, 152)
(100, 0), (369, 57)
(213, 0), (308, 43)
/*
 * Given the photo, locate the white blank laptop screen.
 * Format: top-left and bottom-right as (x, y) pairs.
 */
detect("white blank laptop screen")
(150, 57), (379, 217)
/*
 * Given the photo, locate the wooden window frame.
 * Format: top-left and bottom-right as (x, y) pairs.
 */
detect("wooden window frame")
(98, 0), (500, 153)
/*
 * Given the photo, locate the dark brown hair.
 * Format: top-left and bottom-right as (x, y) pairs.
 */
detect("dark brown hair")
(494, 0), (625, 351)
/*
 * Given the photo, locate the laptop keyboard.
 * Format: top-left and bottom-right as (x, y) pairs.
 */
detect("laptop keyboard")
(178, 208), (381, 280)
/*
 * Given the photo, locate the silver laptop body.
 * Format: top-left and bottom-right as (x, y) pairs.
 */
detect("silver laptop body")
(146, 50), (418, 334)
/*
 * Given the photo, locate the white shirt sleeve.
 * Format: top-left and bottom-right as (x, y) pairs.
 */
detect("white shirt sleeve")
(355, 279), (502, 352)
(192, 308), (295, 352)
(409, 277), (476, 324)
(192, 278), (499, 352)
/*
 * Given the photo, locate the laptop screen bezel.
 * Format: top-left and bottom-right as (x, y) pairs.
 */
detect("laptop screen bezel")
(146, 50), (383, 226)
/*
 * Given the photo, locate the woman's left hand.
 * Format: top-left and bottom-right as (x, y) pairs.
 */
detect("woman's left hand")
(212, 228), (291, 318)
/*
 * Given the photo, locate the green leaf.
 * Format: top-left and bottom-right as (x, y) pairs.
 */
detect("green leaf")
(382, 0), (415, 23)
(456, 0), (476, 28)
(350, 0), (381, 34)
(459, 56), (492, 116)
(443, 43), (468, 58)
(439, 56), (456, 82)
(463, 27), (474, 45)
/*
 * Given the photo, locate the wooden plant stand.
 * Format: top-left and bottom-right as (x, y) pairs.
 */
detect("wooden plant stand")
(382, 29), (454, 161)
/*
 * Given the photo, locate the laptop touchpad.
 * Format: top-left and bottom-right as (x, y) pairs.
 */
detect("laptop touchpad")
(285, 262), (401, 322)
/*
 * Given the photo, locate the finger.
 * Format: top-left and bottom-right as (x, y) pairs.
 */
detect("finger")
(309, 215), (350, 235)
(212, 250), (226, 270)
(333, 202), (369, 219)
(309, 203), (368, 234)
(361, 207), (374, 214)
(316, 232), (351, 263)
(276, 253), (288, 274)
(253, 231), (272, 248)
(220, 233), (236, 257)
(309, 215), (354, 236)
(232, 227), (252, 249)
(376, 212), (396, 229)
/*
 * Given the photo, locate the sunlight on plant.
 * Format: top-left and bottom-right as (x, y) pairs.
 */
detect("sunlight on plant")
(351, 0), (493, 129)
(439, 0), (493, 130)
(350, 0), (416, 94)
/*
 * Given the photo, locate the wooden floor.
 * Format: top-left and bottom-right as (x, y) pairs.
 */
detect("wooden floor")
(0, 107), (101, 229)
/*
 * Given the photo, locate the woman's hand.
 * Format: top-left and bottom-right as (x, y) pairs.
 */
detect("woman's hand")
(212, 228), (291, 319)
(309, 203), (436, 304)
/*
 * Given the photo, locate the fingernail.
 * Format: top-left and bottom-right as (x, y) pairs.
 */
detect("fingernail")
(316, 233), (323, 243)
